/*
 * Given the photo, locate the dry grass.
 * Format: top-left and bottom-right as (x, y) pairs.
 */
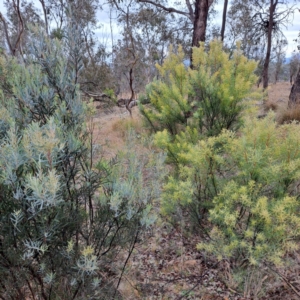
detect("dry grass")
(111, 114), (143, 137)
(277, 103), (300, 124)
(262, 82), (291, 114)
(267, 82), (291, 104)
(263, 82), (300, 124)
(92, 106), (143, 159)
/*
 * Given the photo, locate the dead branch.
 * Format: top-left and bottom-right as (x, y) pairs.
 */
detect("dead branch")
(137, 0), (192, 21)
(264, 262), (300, 298)
(82, 90), (113, 103)
(0, 13), (14, 55)
(117, 98), (138, 109)
(185, 0), (194, 22)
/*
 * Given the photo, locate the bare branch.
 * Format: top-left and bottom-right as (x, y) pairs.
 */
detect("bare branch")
(12, 0), (24, 56)
(137, 0), (192, 21)
(0, 13), (14, 55)
(185, 0), (195, 22)
(38, 0), (49, 36)
(82, 90), (113, 103)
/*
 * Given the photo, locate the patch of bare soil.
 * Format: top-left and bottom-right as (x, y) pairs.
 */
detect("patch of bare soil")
(118, 226), (233, 300)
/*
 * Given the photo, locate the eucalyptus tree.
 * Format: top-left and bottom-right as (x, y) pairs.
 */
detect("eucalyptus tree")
(0, 0), (26, 57)
(135, 0), (214, 46)
(227, 0), (295, 89)
(112, 0), (193, 96)
(112, 0), (218, 49)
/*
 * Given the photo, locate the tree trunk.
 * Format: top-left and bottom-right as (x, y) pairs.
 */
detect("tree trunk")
(192, 0), (210, 47)
(220, 0), (228, 41)
(262, 0), (277, 89)
(289, 68), (300, 105)
(190, 0), (214, 68)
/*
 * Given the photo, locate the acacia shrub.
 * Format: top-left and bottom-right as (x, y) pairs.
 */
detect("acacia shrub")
(190, 41), (258, 136)
(158, 112), (300, 293)
(139, 45), (190, 135)
(197, 114), (300, 267)
(140, 40), (258, 137)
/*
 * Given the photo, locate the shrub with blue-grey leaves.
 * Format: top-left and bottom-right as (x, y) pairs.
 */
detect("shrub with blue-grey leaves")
(0, 24), (164, 299)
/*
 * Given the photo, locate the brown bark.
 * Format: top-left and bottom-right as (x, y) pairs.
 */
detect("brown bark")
(190, 0), (214, 68)
(262, 0), (278, 89)
(192, 0), (210, 47)
(130, 0), (214, 68)
(289, 68), (300, 105)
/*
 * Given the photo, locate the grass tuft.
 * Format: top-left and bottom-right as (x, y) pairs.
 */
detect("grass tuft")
(277, 103), (300, 124)
(112, 116), (143, 137)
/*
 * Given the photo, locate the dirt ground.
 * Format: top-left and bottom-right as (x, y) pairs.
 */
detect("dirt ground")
(267, 81), (292, 103)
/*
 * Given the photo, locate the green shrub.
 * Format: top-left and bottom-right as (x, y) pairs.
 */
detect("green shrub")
(139, 45), (190, 135)
(0, 25), (164, 299)
(140, 40), (259, 137)
(197, 114), (300, 267)
(158, 112), (300, 291)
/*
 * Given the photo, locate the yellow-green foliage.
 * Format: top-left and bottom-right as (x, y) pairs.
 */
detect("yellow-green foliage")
(189, 41), (258, 136)
(198, 113), (300, 267)
(161, 112), (300, 267)
(139, 45), (190, 134)
(156, 128), (231, 218)
(140, 40), (260, 137)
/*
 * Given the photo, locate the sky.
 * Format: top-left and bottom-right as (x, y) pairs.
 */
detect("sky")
(0, 0), (300, 57)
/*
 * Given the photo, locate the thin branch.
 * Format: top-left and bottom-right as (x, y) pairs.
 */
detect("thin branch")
(12, 0), (24, 56)
(137, 0), (191, 21)
(0, 13), (14, 55)
(38, 0), (49, 36)
(185, 0), (195, 22)
(113, 229), (140, 299)
(265, 262), (300, 298)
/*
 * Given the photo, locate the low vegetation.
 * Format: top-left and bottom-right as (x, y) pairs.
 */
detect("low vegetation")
(1, 15), (300, 300)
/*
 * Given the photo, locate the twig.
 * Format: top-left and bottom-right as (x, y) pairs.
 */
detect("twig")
(264, 262), (300, 298)
(176, 260), (223, 300)
(113, 229), (140, 299)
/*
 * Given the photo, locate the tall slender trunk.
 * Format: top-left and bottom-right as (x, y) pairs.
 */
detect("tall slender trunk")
(220, 0), (228, 41)
(263, 0), (277, 89)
